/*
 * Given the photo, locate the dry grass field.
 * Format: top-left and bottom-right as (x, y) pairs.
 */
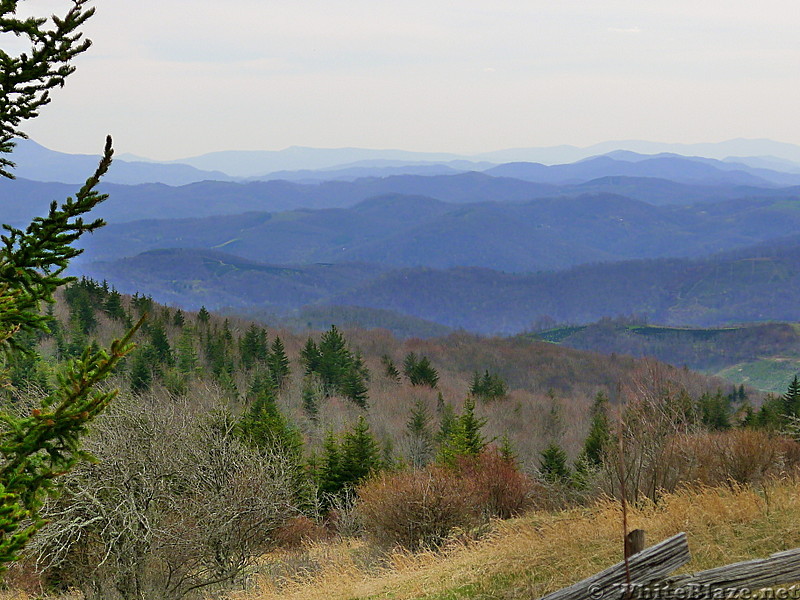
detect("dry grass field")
(230, 479), (800, 600)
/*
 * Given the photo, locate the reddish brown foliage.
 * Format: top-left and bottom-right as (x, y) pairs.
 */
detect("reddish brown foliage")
(357, 452), (536, 550)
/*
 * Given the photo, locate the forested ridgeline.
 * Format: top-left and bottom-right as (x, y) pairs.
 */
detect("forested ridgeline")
(4, 277), (800, 599)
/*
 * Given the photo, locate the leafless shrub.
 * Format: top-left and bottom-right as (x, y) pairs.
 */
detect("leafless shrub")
(30, 392), (299, 600)
(357, 466), (480, 551)
(675, 429), (800, 487)
(603, 360), (699, 503)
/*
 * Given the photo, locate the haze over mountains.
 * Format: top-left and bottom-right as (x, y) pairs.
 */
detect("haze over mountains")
(6, 137), (800, 336)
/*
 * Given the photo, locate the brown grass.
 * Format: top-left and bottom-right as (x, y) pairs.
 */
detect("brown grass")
(232, 478), (800, 600)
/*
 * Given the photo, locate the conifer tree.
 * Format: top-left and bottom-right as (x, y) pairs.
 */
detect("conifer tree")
(435, 400), (457, 446)
(540, 442), (572, 483)
(339, 416), (382, 484)
(317, 431), (344, 496)
(196, 306), (211, 324)
(438, 397), (487, 464)
(406, 399), (434, 468)
(300, 338), (321, 375)
(404, 353), (439, 388)
(175, 327), (198, 375)
(239, 323), (267, 370)
(129, 345), (157, 394)
(0, 0), (140, 572)
(784, 375), (800, 419)
(302, 327), (369, 406)
(267, 336), (290, 389)
(149, 321), (173, 367)
(498, 434), (517, 464)
(696, 390), (731, 430)
(103, 288), (127, 322)
(580, 391), (612, 467)
(239, 375), (302, 458)
(301, 375), (320, 421)
(381, 354), (401, 382)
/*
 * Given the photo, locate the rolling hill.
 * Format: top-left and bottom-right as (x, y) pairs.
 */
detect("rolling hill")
(75, 238), (800, 336)
(74, 193), (800, 273)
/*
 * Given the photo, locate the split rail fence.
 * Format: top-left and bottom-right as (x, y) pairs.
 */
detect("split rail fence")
(540, 531), (800, 600)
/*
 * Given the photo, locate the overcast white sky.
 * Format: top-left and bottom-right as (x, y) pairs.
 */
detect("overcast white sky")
(13, 0), (800, 160)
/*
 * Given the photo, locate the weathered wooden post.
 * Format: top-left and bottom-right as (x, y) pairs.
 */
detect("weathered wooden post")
(625, 529), (646, 558)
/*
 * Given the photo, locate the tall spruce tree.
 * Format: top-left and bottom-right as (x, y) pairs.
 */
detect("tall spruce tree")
(784, 375), (800, 419)
(0, 1), (139, 573)
(580, 391), (612, 467)
(267, 336), (290, 389)
(239, 374), (302, 458)
(339, 416), (382, 485)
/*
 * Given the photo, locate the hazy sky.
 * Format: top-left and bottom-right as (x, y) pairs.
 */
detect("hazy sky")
(14, 0), (800, 160)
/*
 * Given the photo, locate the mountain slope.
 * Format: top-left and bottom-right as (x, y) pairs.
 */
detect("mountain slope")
(76, 239), (800, 335)
(9, 138), (235, 185)
(76, 193), (800, 272)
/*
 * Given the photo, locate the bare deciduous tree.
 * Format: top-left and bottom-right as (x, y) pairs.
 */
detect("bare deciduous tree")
(30, 391), (299, 600)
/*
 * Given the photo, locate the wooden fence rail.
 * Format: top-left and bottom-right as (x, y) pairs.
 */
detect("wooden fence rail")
(540, 532), (800, 600)
(540, 532), (690, 600)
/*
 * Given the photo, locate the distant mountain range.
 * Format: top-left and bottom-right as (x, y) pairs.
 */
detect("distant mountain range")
(7, 139), (235, 185)
(3, 163), (800, 228)
(11, 137), (800, 338)
(10, 137), (800, 185)
(156, 138), (800, 179)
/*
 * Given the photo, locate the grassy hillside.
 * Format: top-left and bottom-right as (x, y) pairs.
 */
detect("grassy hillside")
(235, 481), (800, 600)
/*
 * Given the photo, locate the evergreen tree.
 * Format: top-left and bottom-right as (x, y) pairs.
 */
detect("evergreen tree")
(196, 306), (211, 324)
(103, 289), (127, 322)
(438, 397), (487, 464)
(300, 338), (321, 375)
(317, 325), (349, 393)
(239, 375), (302, 458)
(381, 354), (401, 383)
(406, 399), (434, 469)
(784, 375), (800, 419)
(129, 345), (157, 394)
(0, 0), (138, 571)
(317, 431), (344, 496)
(239, 323), (266, 370)
(469, 369), (508, 401)
(540, 442), (572, 483)
(149, 321), (173, 367)
(341, 368), (369, 409)
(301, 376), (320, 421)
(267, 336), (290, 389)
(435, 401), (457, 446)
(696, 390), (731, 430)
(580, 391), (612, 467)
(172, 309), (185, 328)
(175, 327), (198, 375)
(302, 327), (369, 407)
(498, 434), (517, 464)
(402, 352), (418, 380)
(339, 416), (382, 485)
(403, 352), (439, 387)
(64, 282), (97, 335)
